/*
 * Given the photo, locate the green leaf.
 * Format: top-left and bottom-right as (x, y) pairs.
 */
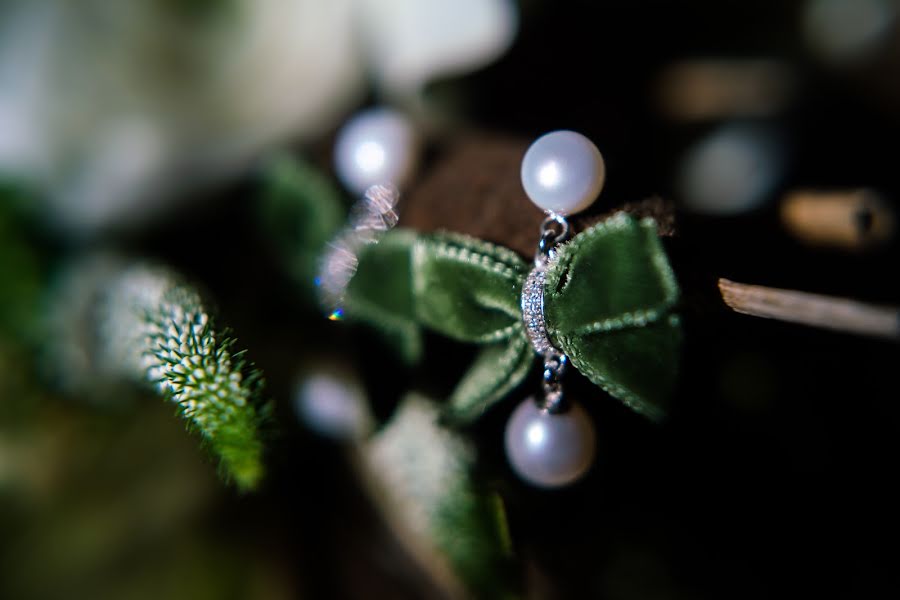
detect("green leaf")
(362, 396), (517, 598)
(0, 186), (44, 346)
(257, 154), (344, 300)
(100, 264), (268, 491)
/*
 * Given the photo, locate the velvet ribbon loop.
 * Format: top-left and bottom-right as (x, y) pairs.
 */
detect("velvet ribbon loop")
(345, 212), (680, 423)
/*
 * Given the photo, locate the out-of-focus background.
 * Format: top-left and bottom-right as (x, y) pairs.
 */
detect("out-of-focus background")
(2, 1), (900, 598)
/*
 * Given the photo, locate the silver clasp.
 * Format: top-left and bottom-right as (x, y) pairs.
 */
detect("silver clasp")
(522, 213), (572, 413)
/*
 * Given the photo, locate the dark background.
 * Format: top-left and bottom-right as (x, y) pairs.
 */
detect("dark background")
(3, 1), (900, 598)
(285, 2), (900, 597)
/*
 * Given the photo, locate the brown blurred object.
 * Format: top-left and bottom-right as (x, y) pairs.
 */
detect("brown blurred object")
(401, 134), (541, 256)
(588, 196), (677, 238)
(657, 60), (794, 121)
(780, 189), (896, 250)
(402, 135), (675, 257)
(719, 278), (899, 341)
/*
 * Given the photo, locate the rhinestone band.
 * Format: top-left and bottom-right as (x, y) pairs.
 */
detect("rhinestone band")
(521, 263), (555, 356)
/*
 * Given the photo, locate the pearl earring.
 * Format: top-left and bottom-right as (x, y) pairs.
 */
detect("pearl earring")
(504, 130), (605, 488)
(318, 124), (680, 487)
(333, 107), (420, 196)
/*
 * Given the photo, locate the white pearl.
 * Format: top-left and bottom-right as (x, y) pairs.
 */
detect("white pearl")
(678, 124), (782, 215)
(520, 130), (605, 215)
(294, 367), (373, 441)
(504, 397), (596, 488)
(334, 107), (419, 195)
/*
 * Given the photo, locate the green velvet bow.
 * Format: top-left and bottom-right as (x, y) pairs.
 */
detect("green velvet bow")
(345, 211), (681, 423)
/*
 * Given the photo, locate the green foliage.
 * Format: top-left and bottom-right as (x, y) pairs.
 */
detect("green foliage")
(141, 283), (267, 491)
(101, 266), (267, 491)
(2, 180), (267, 491)
(432, 481), (516, 600)
(0, 185), (43, 346)
(257, 154), (344, 302)
(0, 183), (47, 429)
(0, 400), (266, 600)
(48, 262), (270, 491)
(363, 396), (516, 599)
(159, 0), (238, 22)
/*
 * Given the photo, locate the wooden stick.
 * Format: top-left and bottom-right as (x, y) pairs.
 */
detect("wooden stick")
(780, 189), (895, 250)
(718, 278), (900, 341)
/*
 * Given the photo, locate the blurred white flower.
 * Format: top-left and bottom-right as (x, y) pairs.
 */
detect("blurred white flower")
(678, 124), (786, 216)
(357, 0), (517, 98)
(804, 0), (897, 65)
(294, 365), (373, 440)
(0, 0), (517, 236)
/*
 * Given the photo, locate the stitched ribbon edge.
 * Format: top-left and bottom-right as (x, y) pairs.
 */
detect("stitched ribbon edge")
(412, 231), (528, 344)
(556, 313), (682, 423)
(344, 216), (681, 423)
(544, 212), (680, 337)
(446, 329), (534, 422)
(344, 228), (423, 364)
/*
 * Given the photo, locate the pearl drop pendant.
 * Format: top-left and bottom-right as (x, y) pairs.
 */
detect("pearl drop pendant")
(520, 130), (605, 216)
(334, 107), (419, 195)
(504, 397), (596, 488)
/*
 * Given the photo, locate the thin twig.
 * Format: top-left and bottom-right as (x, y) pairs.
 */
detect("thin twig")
(780, 189), (895, 250)
(718, 278), (900, 341)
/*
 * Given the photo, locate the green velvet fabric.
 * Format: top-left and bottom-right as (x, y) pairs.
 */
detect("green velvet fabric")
(555, 316), (681, 421)
(446, 331), (534, 422)
(413, 232), (527, 343)
(544, 213), (679, 334)
(347, 229), (422, 364)
(545, 213), (680, 421)
(343, 211), (681, 422)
